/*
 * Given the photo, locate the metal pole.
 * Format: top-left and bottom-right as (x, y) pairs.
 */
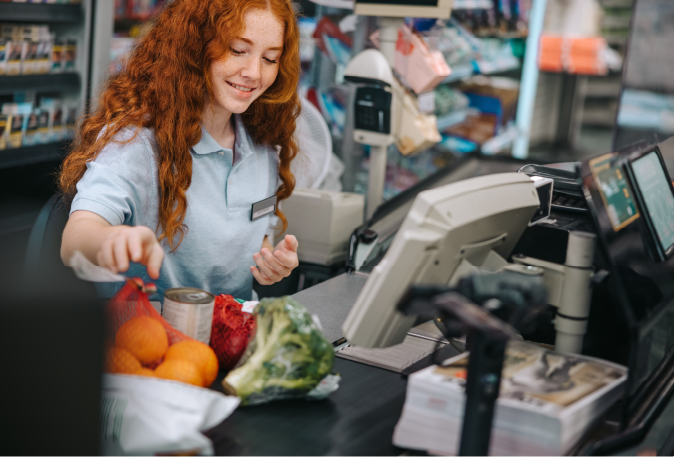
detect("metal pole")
(459, 331), (507, 456)
(366, 144), (387, 219)
(512, 0), (548, 159)
(555, 231), (596, 354)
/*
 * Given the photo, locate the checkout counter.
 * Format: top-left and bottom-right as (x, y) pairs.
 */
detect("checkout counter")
(205, 139), (674, 456)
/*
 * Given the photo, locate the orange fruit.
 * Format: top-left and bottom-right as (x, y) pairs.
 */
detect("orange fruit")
(106, 346), (142, 375)
(137, 368), (157, 378)
(115, 316), (169, 365)
(165, 340), (219, 387)
(155, 359), (204, 387)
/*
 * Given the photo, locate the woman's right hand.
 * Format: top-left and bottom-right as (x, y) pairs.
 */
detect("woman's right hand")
(61, 210), (164, 279)
(97, 225), (165, 279)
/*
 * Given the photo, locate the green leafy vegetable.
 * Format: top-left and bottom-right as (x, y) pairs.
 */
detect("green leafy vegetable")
(222, 296), (335, 405)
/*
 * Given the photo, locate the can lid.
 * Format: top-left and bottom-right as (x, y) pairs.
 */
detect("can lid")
(164, 287), (214, 304)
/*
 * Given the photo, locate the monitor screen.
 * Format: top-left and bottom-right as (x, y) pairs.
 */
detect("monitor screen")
(581, 149), (674, 413)
(630, 151), (674, 256)
(589, 153), (640, 232)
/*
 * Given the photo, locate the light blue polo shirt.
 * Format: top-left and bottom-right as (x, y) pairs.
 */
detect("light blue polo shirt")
(70, 114), (279, 301)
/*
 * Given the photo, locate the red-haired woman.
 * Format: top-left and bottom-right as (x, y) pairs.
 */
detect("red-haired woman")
(59, 0), (301, 300)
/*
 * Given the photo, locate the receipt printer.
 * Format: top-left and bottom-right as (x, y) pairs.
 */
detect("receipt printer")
(276, 189), (365, 265)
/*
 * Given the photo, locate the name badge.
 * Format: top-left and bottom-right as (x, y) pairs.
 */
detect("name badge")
(251, 195), (277, 221)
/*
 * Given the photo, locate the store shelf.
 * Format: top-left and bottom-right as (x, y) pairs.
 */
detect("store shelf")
(0, 3), (83, 23)
(0, 142), (69, 170)
(0, 73), (80, 95)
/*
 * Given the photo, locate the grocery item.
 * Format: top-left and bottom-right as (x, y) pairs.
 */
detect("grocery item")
(155, 359), (204, 387)
(165, 340), (219, 387)
(210, 294), (257, 372)
(163, 287), (215, 345)
(116, 315), (169, 365)
(222, 296), (338, 406)
(106, 346), (142, 375)
(137, 367), (157, 377)
(104, 278), (219, 387)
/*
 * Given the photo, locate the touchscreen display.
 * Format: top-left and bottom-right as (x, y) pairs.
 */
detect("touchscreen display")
(589, 153), (640, 231)
(631, 151), (674, 254)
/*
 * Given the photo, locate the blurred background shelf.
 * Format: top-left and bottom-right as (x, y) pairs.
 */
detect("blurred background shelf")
(0, 142), (70, 170)
(0, 74), (81, 96)
(0, 3), (84, 23)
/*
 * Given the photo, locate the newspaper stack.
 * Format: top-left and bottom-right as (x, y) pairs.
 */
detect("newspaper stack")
(393, 340), (627, 456)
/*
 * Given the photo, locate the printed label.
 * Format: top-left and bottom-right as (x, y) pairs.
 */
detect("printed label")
(241, 300), (259, 314)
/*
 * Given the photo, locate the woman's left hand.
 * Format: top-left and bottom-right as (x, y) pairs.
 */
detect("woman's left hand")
(251, 234), (299, 285)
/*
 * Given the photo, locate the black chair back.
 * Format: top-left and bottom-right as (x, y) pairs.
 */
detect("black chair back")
(24, 193), (72, 279)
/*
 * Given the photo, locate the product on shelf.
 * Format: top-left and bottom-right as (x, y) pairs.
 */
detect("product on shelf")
(21, 40), (38, 74)
(0, 24), (76, 75)
(0, 114), (7, 150)
(2, 104), (24, 149)
(0, 98), (78, 148)
(65, 38), (76, 72)
(6, 40), (22, 75)
(0, 39), (7, 75)
(51, 38), (63, 73)
(23, 109), (39, 146)
(36, 38), (52, 74)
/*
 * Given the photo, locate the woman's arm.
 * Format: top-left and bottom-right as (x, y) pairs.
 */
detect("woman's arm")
(61, 210), (164, 279)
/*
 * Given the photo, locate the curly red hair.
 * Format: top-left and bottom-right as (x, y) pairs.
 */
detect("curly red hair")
(59, 0), (300, 251)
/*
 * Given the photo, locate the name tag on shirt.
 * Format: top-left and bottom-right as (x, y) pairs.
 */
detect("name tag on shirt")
(251, 195), (277, 221)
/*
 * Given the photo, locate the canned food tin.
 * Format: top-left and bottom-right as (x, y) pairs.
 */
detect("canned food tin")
(162, 288), (215, 345)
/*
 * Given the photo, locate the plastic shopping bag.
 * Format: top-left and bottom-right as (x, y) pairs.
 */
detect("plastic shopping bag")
(101, 374), (239, 456)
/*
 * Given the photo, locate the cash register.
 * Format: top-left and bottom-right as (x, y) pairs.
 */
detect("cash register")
(341, 142), (674, 453)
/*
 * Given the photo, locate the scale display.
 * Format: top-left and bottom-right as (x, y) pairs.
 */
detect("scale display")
(631, 151), (674, 255)
(589, 153), (640, 232)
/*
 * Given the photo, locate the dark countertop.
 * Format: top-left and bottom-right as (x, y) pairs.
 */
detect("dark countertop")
(207, 357), (408, 456)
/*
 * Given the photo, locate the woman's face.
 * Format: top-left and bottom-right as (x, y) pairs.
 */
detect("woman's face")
(209, 9), (284, 115)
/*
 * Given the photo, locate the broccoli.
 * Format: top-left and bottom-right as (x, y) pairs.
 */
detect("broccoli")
(222, 296), (335, 406)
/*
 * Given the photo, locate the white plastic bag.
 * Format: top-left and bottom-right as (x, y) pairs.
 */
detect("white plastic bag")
(101, 374), (240, 456)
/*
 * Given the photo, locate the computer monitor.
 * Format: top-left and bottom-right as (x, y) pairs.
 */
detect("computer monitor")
(580, 145), (674, 421)
(342, 173), (542, 348)
(625, 149), (674, 260)
(353, 0), (453, 19)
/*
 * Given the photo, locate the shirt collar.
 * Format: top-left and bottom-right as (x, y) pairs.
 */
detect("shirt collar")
(192, 114), (253, 157)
